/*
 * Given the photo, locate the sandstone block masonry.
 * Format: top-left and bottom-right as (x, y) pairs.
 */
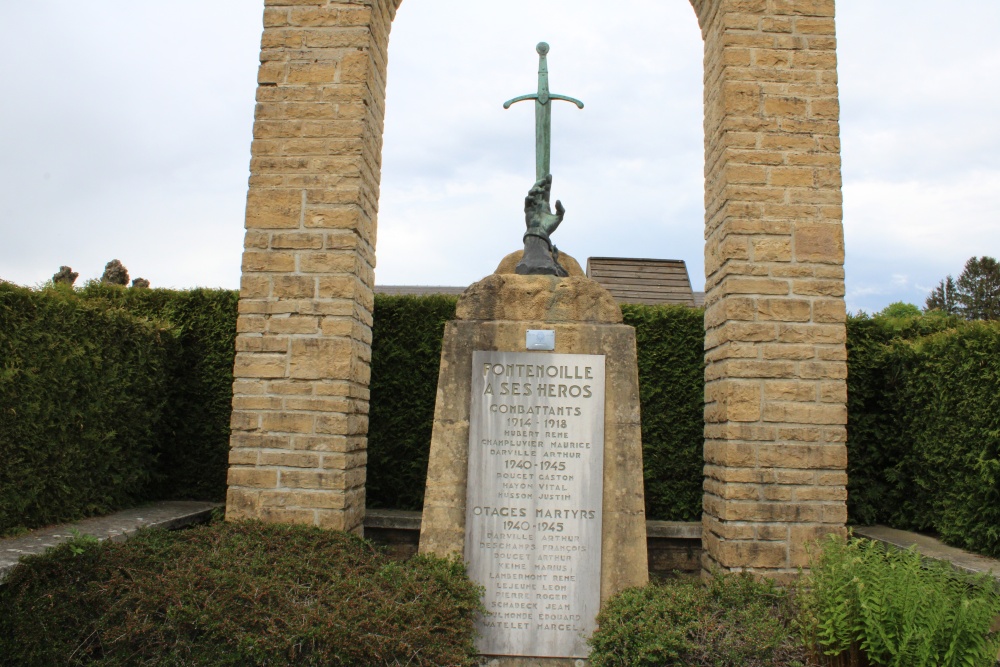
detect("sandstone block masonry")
(227, 0), (849, 573)
(226, 0), (402, 533)
(691, 0), (848, 580)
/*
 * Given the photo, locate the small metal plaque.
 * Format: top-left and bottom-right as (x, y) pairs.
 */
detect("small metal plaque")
(526, 329), (556, 350)
(466, 351), (605, 659)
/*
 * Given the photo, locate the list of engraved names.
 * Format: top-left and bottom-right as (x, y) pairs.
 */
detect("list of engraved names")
(466, 351), (605, 659)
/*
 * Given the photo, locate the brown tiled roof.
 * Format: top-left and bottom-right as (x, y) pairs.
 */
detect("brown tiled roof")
(375, 258), (703, 308)
(586, 257), (695, 306)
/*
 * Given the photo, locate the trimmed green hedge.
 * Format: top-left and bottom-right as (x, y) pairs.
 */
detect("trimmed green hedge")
(0, 283), (237, 535)
(367, 294), (459, 511)
(846, 314), (1000, 557)
(77, 284), (238, 501)
(843, 315), (912, 526)
(0, 521), (482, 666)
(0, 283), (175, 535)
(622, 304), (705, 522)
(365, 296), (706, 521)
(8, 284), (999, 557)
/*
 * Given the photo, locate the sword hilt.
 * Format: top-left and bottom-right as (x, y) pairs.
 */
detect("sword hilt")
(503, 93), (585, 110)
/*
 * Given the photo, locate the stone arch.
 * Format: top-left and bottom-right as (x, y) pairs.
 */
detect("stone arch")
(227, 0), (847, 579)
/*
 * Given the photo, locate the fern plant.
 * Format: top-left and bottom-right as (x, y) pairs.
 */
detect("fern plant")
(798, 535), (1000, 667)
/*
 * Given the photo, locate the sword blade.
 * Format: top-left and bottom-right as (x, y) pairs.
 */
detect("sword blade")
(536, 43), (551, 183)
(536, 98), (551, 183)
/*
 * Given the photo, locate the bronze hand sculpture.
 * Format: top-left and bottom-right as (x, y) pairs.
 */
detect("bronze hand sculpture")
(504, 43), (583, 277)
(517, 175), (568, 276)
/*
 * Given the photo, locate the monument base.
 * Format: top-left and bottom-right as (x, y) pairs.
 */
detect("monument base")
(419, 263), (648, 660)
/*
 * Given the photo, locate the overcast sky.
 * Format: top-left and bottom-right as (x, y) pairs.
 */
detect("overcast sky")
(1, 1), (997, 314)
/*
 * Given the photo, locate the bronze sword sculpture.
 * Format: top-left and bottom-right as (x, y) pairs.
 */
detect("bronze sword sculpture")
(504, 42), (584, 276)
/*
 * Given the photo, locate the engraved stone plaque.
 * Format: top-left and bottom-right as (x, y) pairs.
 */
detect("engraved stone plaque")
(466, 351), (605, 658)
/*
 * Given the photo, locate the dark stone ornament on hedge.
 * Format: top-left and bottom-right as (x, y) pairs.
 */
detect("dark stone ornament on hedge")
(101, 259), (129, 286)
(504, 42), (583, 277)
(52, 266), (78, 286)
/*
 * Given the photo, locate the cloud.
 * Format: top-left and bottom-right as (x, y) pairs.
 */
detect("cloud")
(0, 1), (260, 288)
(1, 0), (997, 316)
(836, 1), (1000, 313)
(376, 0), (705, 286)
(838, 2), (1000, 184)
(843, 169), (1000, 313)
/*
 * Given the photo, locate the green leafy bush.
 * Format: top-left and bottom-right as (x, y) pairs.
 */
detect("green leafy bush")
(844, 315), (912, 526)
(0, 521), (483, 667)
(0, 283), (175, 535)
(896, 323), (1000, 554)
(366, 294), (458, 510)
(798, 535), (1000, 667)
(876, 302), (922, 318)
(365, 297), (706, 520)
(622, 304), (705, 521)
(78, 283), (239, 500)
(588, 573), (807, 667)
(846, 314), (1000, 557)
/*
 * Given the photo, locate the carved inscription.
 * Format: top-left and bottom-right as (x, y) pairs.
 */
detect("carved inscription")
(466, 351), (605, 658)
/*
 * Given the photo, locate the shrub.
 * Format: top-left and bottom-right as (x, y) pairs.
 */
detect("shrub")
(876, 302), (922, 319)
(0, 283), (175, 535)
(588, 573), (807, 667)
(897, 323), (1000, 554)
(0, 521), (483, 667)
(844, 315), (911, 526)
(798, 535), (1000, 667)
(78, 284), (239, 500)
(366, 294), (458, 510)
(365, 296), (707, 520)
(846, 314), (1000, 558)
(622, 304), (705, 521)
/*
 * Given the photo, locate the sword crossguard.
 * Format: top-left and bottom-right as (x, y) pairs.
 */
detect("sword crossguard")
(503, 93), (584, 110)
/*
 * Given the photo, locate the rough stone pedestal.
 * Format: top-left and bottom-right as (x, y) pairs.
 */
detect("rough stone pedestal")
(419, 256), (648, 665)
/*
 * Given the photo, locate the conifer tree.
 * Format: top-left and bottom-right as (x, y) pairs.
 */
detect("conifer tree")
(955, 255), (1000, 320)
(925, 275), (959, 315)
(926, 256), (1000, 320)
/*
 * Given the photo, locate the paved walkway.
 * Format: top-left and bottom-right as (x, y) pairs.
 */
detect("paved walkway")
(1, 500), (221, 583)
(854, 525), (1000, 585)
(6, 505), (998, 592)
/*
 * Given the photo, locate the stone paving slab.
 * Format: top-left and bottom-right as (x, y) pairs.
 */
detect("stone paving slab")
(646, 520), (702, 540)
(854, 524), (1000, 585)
(0, 500), (221, 584)
(364, 509), (704, 540)
(364, 508), (423, 530)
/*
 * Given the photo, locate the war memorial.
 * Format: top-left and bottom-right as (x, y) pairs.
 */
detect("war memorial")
(225, 0), (849, 662)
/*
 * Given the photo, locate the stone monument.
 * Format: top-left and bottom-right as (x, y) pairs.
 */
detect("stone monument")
(230, 0), (848, 584)
(418, 44), (648, 664)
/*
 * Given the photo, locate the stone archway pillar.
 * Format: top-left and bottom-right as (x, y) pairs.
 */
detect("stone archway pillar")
(226, 0), (849, 574)
(226, 0), (400, 533)
(691, 0), (848, 579)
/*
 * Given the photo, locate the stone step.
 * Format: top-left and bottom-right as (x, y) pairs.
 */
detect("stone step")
(1, 500), (222, 583)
